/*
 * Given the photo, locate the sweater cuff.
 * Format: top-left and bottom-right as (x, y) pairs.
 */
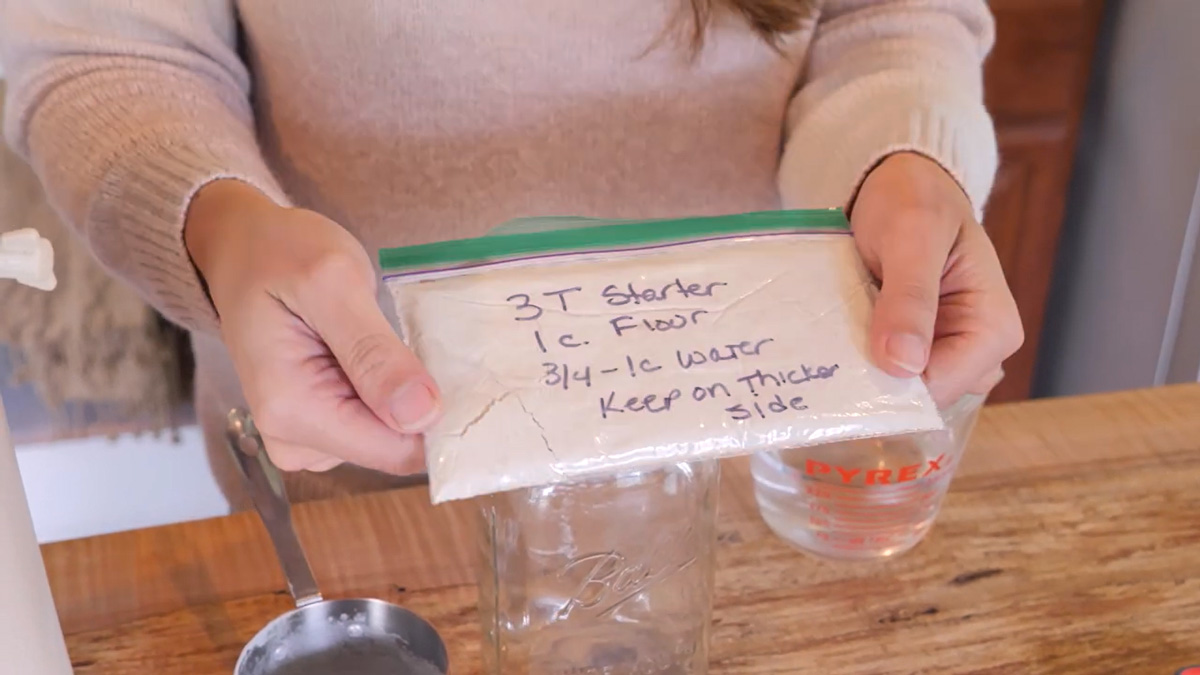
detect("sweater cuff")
(778, 79), (998, 222)
(88, 130), (291, 335)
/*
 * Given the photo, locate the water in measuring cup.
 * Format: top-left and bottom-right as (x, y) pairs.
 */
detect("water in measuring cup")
(751, 436), (957, 560)
(263, 636), (443, 675)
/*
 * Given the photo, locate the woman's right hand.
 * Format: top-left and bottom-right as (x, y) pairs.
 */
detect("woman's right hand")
(185, 179), (441, 474)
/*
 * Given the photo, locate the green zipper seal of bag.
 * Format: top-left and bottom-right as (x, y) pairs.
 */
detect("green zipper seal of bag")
(379, 208), (848, 277)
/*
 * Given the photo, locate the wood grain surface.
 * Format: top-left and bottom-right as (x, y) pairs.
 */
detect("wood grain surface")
(45, 385), (1200, 673)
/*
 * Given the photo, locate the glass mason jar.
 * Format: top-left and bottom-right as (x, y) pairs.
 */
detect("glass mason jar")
(476, 459), (720, 675)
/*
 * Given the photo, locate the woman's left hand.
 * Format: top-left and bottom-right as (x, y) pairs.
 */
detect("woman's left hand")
(851, 152), (1024, 406)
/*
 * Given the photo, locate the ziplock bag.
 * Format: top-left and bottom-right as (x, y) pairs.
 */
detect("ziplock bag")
(380, 209), (943, 503)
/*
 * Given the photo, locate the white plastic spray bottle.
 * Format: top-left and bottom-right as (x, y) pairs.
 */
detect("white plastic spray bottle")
(0, 227), (74, 674)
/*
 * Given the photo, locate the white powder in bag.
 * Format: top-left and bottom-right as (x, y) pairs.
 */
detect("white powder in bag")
(383, 217), (943, 503)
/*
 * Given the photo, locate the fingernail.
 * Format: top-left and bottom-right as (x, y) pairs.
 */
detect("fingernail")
(391, 382), (441, 432)
(887, 333), (928, 375)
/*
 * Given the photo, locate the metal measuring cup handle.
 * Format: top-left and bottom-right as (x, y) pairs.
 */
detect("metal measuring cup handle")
(225, 408), (324, 608)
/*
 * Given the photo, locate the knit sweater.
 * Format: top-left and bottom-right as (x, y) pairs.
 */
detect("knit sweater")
(1, 0), (998, 508)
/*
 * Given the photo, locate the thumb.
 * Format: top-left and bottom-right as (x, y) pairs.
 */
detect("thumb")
(306, 285), (442, 433)
(870, 232), (944, 378)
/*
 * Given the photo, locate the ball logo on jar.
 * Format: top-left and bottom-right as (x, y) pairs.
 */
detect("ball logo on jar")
(556, 526), (699, 620)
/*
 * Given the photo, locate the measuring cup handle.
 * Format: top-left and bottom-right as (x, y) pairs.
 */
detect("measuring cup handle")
(225, 408), (323, 608)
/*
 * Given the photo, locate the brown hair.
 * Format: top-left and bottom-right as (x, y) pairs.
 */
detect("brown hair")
(684, 0), (816, 49)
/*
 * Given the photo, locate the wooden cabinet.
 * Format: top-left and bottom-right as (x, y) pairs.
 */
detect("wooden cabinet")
(982, 0), (1105, 401)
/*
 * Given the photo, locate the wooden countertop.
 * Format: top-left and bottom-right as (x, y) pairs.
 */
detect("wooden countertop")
(44, 385), (1200, 673)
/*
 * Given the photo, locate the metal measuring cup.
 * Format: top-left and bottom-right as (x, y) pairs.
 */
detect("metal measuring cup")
(226, 409), (449, 675)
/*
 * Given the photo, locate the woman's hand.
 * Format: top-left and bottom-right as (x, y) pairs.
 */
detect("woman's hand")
(185, 179), (441, 474)
(851, 152), (1024, 406)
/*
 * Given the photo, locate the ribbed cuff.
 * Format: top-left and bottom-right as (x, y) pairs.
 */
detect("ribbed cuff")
(11, 63), (291, 335)
(778, 76), (998, 222)
(87, 132), (288, 334)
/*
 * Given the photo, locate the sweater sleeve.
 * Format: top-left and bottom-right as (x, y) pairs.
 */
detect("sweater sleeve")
(778, 0), (999, 220)
(1, 0), (290, 334)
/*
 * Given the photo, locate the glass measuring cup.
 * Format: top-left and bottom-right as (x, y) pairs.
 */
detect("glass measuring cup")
(751, 394), (983, 560)
(477, 459), (719, 674)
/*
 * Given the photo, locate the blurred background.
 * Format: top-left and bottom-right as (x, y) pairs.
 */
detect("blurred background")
(2, 0), (1196, 542)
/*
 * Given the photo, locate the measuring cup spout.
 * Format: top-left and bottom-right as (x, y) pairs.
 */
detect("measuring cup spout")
(225, 408), (323, 608)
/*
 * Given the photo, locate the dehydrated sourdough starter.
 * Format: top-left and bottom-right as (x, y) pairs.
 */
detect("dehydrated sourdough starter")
(382, 211), (943, 503)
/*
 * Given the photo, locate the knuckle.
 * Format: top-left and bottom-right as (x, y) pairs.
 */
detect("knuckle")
(889, 278), (939, 309)
(299, 250), (371, 293)
(998, 307), (1026, 353)
(345, 332), (402, 383)
(886, 206), (956, 240)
